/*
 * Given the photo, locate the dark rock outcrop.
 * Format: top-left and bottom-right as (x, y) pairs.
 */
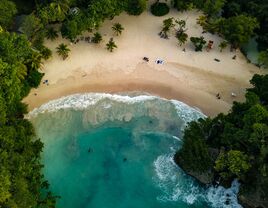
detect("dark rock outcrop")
(238, 186), (268, 208)
(185, 169), (214, 185)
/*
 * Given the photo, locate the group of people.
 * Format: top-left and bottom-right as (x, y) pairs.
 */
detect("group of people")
(143, 57), (164, 65)
(216, 92), (237, 100)
(43, 79), (49, 85)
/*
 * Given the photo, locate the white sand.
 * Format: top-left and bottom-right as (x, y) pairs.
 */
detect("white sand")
(23, 7), (263, 117)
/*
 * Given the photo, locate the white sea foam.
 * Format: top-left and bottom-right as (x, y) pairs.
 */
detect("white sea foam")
(30, 93), (241, 207)
(27, 93), (205, 127)
(171, 99), (205, 129)
(28, 93), (157, 118)
(172, 136), (181, 141)
(154, 152), (242, 208)
(206, 179), (242, 208)
(154, 154), (204, 204)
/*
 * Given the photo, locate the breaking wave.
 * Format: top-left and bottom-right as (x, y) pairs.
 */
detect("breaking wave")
(30, 92), (242, 208)
(153, 152), (242, 208)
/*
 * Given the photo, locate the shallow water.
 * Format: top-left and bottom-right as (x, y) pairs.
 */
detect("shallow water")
(30, 93), (242, 208)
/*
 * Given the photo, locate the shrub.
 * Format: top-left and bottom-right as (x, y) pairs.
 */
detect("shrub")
(26, 70), (44, 88)
(190, 36), (207, 51)
(151, 2), (169, 16)
(126, 0), (147, 16)
(91, 32), (102, 44)
(40, 46), (52, 60)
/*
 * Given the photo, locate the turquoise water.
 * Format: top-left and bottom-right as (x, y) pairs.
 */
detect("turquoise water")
(30, 93), (242, 208)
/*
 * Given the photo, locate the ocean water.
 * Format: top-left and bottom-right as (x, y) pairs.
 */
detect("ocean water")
(29, 93), (242, 208)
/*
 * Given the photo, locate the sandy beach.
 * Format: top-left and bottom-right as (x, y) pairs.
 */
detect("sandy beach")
(23, 7), (262, 117)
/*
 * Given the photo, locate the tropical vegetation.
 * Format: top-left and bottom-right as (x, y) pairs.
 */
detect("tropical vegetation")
(0, 29), (57, 208)
(91, 32), (103, 44)
(218, 41), (228, 52)
(106, 38), (117, 52)
(175, 19), (188, 46)
(258, 50), (268, 69)
(151, 1), (170, 16)
(0, 1), (150, 204)
(45, 27), (58, 41)
(173, 0), (268, 60)
(126, 0), (147, 16)
(216, 15), (259, 49)
(190, 36), (207, 51)
(159, 17), (175, 39)
(0, 0), (17, 29)
(175, 74), (268, 206)
(0, 0), (267, 206)
(112, 23), (124, 36)
(56, 43), (70, 60)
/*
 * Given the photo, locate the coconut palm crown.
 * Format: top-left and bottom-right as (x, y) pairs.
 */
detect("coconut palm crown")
(106, 38), (117, 52)
(56, 43), (70, 60)
(112, 23), (124, 36)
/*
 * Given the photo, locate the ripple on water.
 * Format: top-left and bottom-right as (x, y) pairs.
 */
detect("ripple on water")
(30, 93), (241, 208)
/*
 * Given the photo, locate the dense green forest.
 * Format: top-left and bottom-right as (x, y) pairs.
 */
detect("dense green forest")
(175, 74), (268, 207)
(0, 28), (58, 207)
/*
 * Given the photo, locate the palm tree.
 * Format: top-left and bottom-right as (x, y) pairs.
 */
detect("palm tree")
(46, 27), (58, 40)
(16, 62), (27, 81)
(40, 47), (52, 60)
(56, 43), (70, 60)
(175, 19), (186, 31)
(49, 0), (70, 20)
(106, 38), (117, 52)
(91, 32), (102, 43)
(160, 18), (174, 38)
(190, 36), (207, 52)
(112, 23), (124, 36)
(26, 52), (42, 70)
(176, 32), (188, 46)
(159, 26), (169, 39)
(218, 41), (228, 52)
(196, 15), (207, 27)
(163, 17), (175, 30)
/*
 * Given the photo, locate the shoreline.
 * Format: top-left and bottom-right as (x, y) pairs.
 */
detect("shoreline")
(23, 10), (263, 117)
(25, 63), (249, 117)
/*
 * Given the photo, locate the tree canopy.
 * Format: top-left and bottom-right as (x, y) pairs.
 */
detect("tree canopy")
(0, 0), (17, 29)
(125, 0), (147, 16)
(106, 38), (117, 52)
(56, 43), (70, 60)
(175, 74), (268, 205)
(0, 31), (57, 207)
(173, 0), (267, 50)
(216, 15), (259, 48)
(190, 36), (207, 51)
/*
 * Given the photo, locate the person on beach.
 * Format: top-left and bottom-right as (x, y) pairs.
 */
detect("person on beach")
(143, 57), (149, 62)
